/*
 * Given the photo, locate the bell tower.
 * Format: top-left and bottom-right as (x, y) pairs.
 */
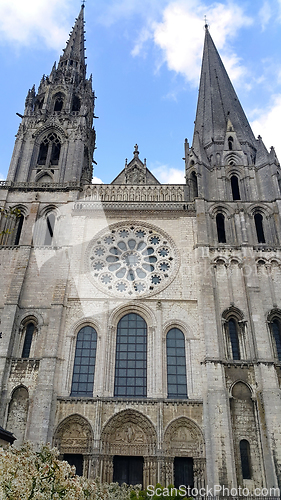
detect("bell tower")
(7, 4), (95, 185)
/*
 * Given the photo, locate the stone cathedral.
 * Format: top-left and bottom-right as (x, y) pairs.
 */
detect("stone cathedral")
(1, 5), (281, 492)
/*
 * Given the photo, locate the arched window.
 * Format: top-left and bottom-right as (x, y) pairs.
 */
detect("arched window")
(71, 326), (97, 396)
(228, 136), (234, 150)
(240, 440), (251, 479)
(72, 95), (81, 112)
(191, 171), (198, 198)
(14, 214), (24, 245)
(216, 213), (226, 243)
(231, 175), (241, 200)
(37, 133), (61, 167)
(114, 313), (147, 397)
(270, 318), (281, 361)
(227, 319), (240, 360)
(54, 94), (64, 112)
(22, 323), (35, 358)
(166, 328), (187, 398)
(254, 213), (265, 243)
(44, 212), (56, 245)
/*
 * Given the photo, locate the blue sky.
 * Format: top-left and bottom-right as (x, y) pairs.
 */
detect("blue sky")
(1, 0), (281, 184)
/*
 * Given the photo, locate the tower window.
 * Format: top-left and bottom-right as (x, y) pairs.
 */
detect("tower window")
(37, 133), (61, 168)
(231, 175), (241, 200)
(71, 326), (97, 396)
(228, 136), (234, 150)
(191, 171), (198, 198)
(54, 95), (64, 112)
(254, 213), (265, 243)
(228, 318), (240, 360)
(44, 212), (56, 245)
(72, 95), (81, 112)
(240, 440), (251, 479)
(271, 319), (281, 361)
(166, 328), (188, 398)
(216, 213), (226, 243)
(14, 214), (24, 245)
(22, 323), (35, 358)
(114, 313), (147, 397)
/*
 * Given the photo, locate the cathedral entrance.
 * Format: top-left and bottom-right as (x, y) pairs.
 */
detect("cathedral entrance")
(64, 454), (83, 476)
(113, 456), (144, 486)
(174, 457), (194, 489)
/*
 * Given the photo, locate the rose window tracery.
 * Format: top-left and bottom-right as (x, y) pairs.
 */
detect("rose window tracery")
(86, 223), (179, 297)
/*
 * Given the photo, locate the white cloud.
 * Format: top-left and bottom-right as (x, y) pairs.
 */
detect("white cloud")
(0, 0), (73, 50)
(258, 1), (272, 30)
(151, 164), (185, 183)
(152, 0), (252, 86)
(251, 94), (281, 161)
(0, 173), (5, 181)
(92, 176), (104, 184)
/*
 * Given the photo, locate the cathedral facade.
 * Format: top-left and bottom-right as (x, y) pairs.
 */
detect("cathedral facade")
(1, 5), (281, 492)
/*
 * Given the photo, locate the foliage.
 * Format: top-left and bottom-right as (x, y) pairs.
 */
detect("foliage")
(0, 443), (141, 500)
(0, 206), (21, 236)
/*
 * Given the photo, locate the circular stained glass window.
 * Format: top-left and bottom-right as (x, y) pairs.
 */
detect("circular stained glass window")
(85, 222), (179, 297)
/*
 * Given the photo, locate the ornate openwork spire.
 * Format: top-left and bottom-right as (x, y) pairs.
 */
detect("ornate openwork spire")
(58, 5), (86, 76)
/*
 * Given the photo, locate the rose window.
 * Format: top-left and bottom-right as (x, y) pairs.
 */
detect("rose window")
(86, 223), (179, 297)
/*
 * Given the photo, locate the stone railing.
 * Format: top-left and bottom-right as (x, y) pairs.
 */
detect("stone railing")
(81, 184), (187, 203)
(0, 181), (80, 190)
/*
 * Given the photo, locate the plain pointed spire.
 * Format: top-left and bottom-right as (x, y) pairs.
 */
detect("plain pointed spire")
(59, 5), (86, 70)
(193, 25), (256, 150)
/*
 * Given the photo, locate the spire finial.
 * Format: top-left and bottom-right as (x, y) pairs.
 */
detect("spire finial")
(81, 0), (86, 7)
(204, 16), (209, 31)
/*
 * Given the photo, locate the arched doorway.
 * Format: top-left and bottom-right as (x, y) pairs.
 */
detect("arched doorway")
(164, 417), (206, 489)
(101, 409), (157, 488)
(53, 414), (93, 476)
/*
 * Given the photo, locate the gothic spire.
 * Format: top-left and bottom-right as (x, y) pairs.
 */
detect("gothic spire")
(59, 5), (86, 76)
(192, 26), (256, 151)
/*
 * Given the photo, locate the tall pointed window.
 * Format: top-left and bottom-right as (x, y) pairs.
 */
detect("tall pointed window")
(254, 213), (265, 243)
(14, 214), (24, 245)
(71, 326), (97, 396)
(72, 95), (81, 112)
(22, 323), (35, 358)
(227, 319), (240, 360)
(228, 136), (234, 150)
(216, 213), (226, 243)
(240, 440), (251, 479)
(37, 133), (61, 167)
(54, 94), (64, 112)
(114, 313), (147, 397)
(191, 171), (198, 198)
(231, 175), (241, 200)
(270, 318), (281, 361)
(166, 328), (187, 398)
(44, 212), (56, 245)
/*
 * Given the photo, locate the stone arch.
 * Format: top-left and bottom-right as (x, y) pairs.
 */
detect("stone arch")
(53, 414), (93, 455)
(6, 385), (29, 446)
(101, 409), (157, 456)
(101, 410), (158, 486)
(230, 381), (263, 486)
(108, 302), (156, 332)
(164, 417), (204, 458)
(163, 417), (206, 490)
